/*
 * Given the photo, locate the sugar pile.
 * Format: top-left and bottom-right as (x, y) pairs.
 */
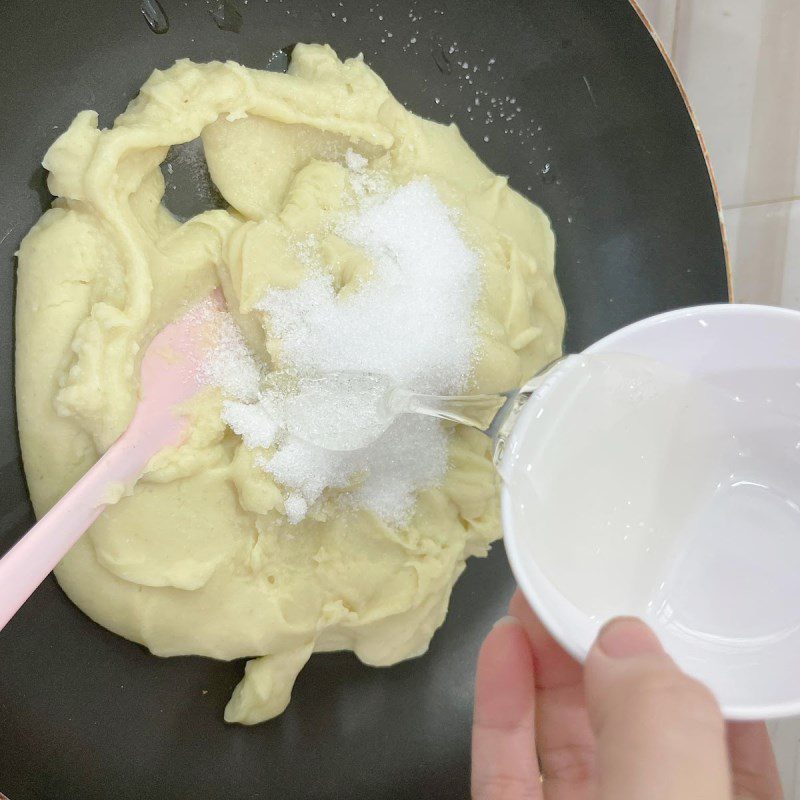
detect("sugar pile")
(260, 179), (479, 393)
(206, 159), (481, 526)
(201, 312), (261, 403)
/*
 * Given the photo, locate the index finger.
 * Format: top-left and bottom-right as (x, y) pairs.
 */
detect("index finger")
(509, 591), (597, 799)
(472, 616), (542, 800)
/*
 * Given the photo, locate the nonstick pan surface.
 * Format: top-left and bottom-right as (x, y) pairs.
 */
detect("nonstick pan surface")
(0, 1), (728, 798)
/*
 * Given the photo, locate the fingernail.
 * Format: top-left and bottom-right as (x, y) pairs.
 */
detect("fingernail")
(493, 615), (521, 629)
(597, 617), (663, 658)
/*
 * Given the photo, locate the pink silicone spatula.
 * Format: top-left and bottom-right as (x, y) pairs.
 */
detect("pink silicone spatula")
(0, 290), (224, 631)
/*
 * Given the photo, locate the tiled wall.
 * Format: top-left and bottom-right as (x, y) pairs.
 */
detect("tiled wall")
(638, 0), (800, 310)
(635, 1), (800, 796)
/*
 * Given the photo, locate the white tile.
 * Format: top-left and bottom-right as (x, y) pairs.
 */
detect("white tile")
(767, 719), (800, 800)
(673, 0), (800, 208)
(635, 0), (678, 54)
(673, 0), (763, 207)
(769, 718), (800, 799)
(781, 201), (800, 310)
(796, 739), (800, 800)
(723, 199), (800, 305)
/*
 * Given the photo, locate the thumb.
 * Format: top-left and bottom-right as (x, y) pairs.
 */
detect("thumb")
(584, 617), (731, 800)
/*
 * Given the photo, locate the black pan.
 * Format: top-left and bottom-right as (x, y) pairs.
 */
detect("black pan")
(0, 1), (728, 798)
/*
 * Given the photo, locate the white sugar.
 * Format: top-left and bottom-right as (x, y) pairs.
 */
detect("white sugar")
(202, 312), (261, 402)
(348, 415), (450, 521)
(206, 169), (482, 525)
(255, 415), (450, 526)
(258, 180), (479, 394)
(284, 493), (309, 525)
(344, 148), (387, 198)
(256, 436), (352, 504)
(221, 399), (279, 450)
(345, 149), (368, 172)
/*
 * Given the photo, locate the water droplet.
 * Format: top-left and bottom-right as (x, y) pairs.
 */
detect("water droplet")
(432, 46), (453, 75)
(208, 0), (243, 33)
(141, 0), (169, 34)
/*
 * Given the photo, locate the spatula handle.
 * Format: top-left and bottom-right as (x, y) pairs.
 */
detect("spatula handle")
(0, 426), (159, 632)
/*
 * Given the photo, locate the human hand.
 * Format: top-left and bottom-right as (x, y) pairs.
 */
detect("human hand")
(472, 590), (783, 799)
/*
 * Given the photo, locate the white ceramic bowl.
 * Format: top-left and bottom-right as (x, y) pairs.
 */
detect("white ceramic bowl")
(502, 304), (800, 720)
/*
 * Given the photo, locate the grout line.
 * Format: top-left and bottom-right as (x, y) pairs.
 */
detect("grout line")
(671, 0), (682, 56)
(724, 195), (800, 211)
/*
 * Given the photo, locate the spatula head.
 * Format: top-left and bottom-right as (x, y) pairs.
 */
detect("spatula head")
(134, 289), (225, 437)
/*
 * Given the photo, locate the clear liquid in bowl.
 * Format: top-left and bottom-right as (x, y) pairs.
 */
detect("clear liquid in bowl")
(501, 352), (800, 651)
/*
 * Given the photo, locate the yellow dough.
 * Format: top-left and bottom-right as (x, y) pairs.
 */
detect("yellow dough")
(15, 44), (564, 724)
